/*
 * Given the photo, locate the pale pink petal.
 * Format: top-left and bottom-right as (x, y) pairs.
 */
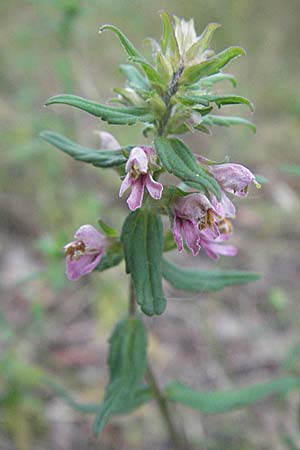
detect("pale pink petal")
(127, 178), (145, 211)
(199, 231), (237, 260)
(145, 173), (163, 199)
(175, 193), (213, 221)
(74, 225), (106, 250)
(66, 252), (103, 281)
(211, 191), (236, 218)
(126, 147), (148, 173)
(173, 217), (184, 253)
(182, 220), (201, 256)
(119, 173), (132, 197)
(98, 131), (120, 150)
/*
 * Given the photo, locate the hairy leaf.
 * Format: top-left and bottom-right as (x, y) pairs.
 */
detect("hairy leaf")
(160, 11), (180, 67)
(177, 94), (254, 111)
(94, 317), (148, 435)
(45, 94), (154, 125)
(181, 47), (245, 85)
(121, 209), (166, 316)
(201, 114), (256, 133)
(154, 137), (221, 200)
(165, 377), (300, 413)
(40, 131), (128, 168)
(162, 258), (260, 292)
(100, 24), (146, 61)
(198, 72), (237, 87)
(186, 22), (220, 61)
(119, 64), (151, 91)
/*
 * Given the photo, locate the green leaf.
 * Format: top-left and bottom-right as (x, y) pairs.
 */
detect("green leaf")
(160, 11), (180, 67)
(121, 209), (166, 316)
(154, 137), (221, 200)
(181, 47), (245, 85)
(129, 57), (165, 89)
(99, 25), (164, 90)
(197, 73), (237, 88)
(40, 131), (128, 168)
(99, 24), (146, 61)
(96, 244), (124, 272)
(186, 22), (221, 61)
(177, 94), (254, 111)
(201, 114), (256, 133)
(162, 258), (260, 292)
(165, 377), (300, 414)
(119, 64), (151, 91)
(97, 219), (119, 237)
(94, 316), (148, 435)
(45, 94), (154, 125)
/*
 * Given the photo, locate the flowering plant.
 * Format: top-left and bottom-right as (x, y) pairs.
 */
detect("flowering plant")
(39, 13), (294, 449)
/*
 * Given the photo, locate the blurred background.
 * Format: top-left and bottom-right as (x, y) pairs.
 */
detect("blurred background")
(1, 0), (300, 449)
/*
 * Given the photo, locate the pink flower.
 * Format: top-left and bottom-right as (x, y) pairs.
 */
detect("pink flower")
(207, 163), (260, 197)
(199, 227), (237, 261)
(173, 193), (219, 256)
(119, 146), (163, 211)
(64, 225), (106, 281)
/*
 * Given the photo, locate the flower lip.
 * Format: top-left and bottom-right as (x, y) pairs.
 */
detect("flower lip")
(64, 225), (106, 281)
(120, 146), (163, 211)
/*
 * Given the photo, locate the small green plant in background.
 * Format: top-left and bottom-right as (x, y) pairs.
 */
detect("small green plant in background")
(39, 12), (300, 449)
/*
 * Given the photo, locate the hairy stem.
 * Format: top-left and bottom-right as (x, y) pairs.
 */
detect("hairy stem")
(158, 65), (184, 136)
(145, 364), (189, 450)
(128, 277), (190, 449)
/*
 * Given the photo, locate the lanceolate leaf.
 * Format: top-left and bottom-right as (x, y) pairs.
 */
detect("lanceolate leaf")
(160, 11), (180, 66)
(162, 258), (260, 292)
(165, 377), (300, 414)
(154, 137), (221, 200)
(181, 47), (245, 85)
(121, 209), (166, 316)
(100, 24), (146, 61)
(186, 22), (220, 61)
(119, 64), (151, 91)
(40, 131), (128, 168)
(45, 94), (154, 125)
(198, 72), (237, 87)
(94, 317), (148, 435)
(177, 94), (254, 111)
(201, 114), (256, 133)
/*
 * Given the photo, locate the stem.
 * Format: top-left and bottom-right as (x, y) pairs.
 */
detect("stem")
(128, 278), (190, 449)
(145, 365), (189, 450)
(158, 64), (184, 137)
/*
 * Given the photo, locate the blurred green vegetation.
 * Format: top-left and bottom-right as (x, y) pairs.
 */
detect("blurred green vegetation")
(1, 0), (300, 449)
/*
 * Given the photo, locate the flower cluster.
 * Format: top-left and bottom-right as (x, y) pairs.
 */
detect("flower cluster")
(55, 14), (260, 281)
(64, 129), (259, 279)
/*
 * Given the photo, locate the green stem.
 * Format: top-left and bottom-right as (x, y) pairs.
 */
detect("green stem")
(158, 64), (184, 136)
(128, 278), (190, 449)
(145, 365), (189, 450)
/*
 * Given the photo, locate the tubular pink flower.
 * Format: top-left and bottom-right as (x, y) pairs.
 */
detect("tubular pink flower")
(119, 146), (163, 211)
(207, 163), (260, 197)
(64, 225), (106, 281)
(173, 193), (219, 256)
